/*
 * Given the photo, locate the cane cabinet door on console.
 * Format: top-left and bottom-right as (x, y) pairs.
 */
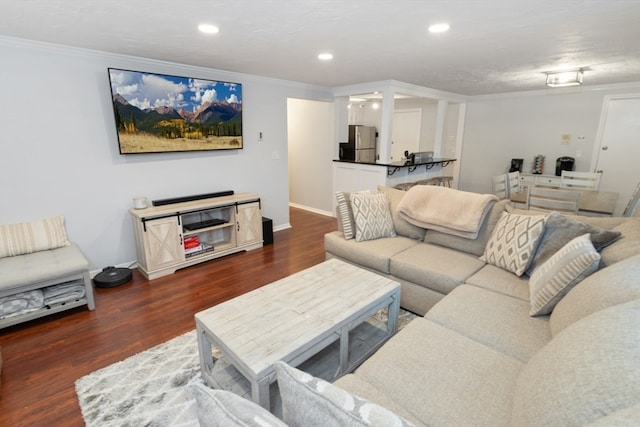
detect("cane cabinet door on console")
(236, 201), (262, 246)
(142, 216), (185, 271)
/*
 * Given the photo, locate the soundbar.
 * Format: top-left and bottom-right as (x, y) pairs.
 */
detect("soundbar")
(152, 190), (235, 206)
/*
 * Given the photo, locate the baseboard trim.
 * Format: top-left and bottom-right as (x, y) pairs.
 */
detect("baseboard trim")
(289, 202), (334, 217)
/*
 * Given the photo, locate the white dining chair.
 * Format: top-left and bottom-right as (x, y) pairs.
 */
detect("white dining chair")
(526, 186), (581, 214)
(506, 171), (520, 197)
(492, 174), (508, 199)
(560, 171), (601, 190)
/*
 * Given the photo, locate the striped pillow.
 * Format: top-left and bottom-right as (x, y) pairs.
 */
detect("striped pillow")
(335, 190), (370, 240)
(0, 216), (70, 258)
(529, 233), (600, 316)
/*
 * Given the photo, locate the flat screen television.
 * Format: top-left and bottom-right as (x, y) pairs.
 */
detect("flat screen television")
(107, 68), (243, 154)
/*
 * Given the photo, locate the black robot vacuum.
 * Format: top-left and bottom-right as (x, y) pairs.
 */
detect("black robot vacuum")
(93, 266), (132, 288)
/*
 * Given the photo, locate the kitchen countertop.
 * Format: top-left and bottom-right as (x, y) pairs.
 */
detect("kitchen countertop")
(334, 158), (457, 175)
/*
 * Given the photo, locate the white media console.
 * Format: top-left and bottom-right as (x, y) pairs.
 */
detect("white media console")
(130, 192), (263, 279)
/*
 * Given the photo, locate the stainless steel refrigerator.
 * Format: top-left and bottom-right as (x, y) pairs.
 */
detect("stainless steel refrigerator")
(340, 125), (377, 163)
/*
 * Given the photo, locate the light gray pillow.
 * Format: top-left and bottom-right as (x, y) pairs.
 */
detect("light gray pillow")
(529, 233), (600, 316)
(192, 384), (287, 427)
(350, 192), (397, 242)
(275, 361), (414, 427)
(526, 212), (620, 275)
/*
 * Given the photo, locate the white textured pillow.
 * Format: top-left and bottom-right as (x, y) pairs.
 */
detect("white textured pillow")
(480, 212), (546, 276)
(192, 384), (287, 427)
(336, 190), (370, 240)
(350, 192), (396, 242)
(0, 216), (70, 258)
(275, 362), (415, 427)
(529, 233), (601, 316)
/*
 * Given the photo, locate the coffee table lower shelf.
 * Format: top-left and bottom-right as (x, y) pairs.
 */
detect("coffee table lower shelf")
(198, 307), (396, 410)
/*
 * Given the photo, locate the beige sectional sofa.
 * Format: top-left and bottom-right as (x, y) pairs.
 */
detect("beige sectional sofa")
(194, 185), (639, 426)
(325, 186), (638, 316)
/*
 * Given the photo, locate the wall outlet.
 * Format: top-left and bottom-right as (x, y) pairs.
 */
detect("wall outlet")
(561, 134), (571, 145)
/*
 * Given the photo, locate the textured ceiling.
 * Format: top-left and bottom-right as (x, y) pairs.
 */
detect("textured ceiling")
(1, 0), (639, 95)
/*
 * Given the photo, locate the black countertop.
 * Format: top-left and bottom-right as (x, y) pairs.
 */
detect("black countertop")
(333, 157), (456, 167)
(333, 158), (457, 175)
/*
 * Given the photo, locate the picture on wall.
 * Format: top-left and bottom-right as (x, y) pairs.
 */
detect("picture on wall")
(108, 68), (243, 154)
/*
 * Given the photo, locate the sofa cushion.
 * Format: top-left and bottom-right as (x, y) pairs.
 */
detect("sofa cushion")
(0, 243), (90, 291)
(0, 216), (70, 258)
(332, 375), (425, 427)
(350, 192), (396, 242)
(422, 199), (509, 256)
(192, 384), (287, 427)
(599, 218), (640, 267)
(324, 231), (418, 274)
(390, 243), (485, 295)
(340, 317), (523, 427)
(550, 254), (640, 336)
(377, 186), (426, 240)
(465, 265), (530, 301)
(480, 212), (547, 277)
(426, 285), (551, 362)
(528, 233), (601, 316)
(275, 362), (415, 427)
(525, 212), (620, 275)
(511, 299), (640, 426)
(335, 190), (370, 239)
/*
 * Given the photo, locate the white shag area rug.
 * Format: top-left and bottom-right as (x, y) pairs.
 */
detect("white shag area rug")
(75, 309), (417, 426)
(76, 330), (203, 427)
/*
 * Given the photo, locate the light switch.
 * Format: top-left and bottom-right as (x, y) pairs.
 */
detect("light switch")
(272, 150), (280, 160)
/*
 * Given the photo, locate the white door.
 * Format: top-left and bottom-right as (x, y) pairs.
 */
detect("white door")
(391, 109), (421, 161)
(592, 96), (640, 215)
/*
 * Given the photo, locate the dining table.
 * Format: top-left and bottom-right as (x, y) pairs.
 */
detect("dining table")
(510, 186), (619, 216)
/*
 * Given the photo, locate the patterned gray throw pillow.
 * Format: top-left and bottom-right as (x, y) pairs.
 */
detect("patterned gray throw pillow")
(350, 192), (397, 242)
(275, 361), (415, 427)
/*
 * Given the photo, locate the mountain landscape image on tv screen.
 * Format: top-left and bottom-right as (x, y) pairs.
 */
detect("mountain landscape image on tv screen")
(108, 68), (242, 154)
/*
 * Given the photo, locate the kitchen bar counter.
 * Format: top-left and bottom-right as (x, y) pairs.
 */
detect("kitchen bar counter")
(334, 158), (456, 176)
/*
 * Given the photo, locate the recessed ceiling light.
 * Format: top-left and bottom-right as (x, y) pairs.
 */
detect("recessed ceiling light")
(428, 23), (450, 33)
(318, 53), (333, 61)
(198, 24), (220, 34)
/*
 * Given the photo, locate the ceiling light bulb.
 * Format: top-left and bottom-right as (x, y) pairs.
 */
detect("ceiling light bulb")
(318, 53), (333, 60)
(428, 23), (450, 33)
(198, 24), (219, 34)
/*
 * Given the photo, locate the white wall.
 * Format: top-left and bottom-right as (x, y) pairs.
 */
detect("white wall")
(287, 98), (335, 215)
(0, 36), (333, 270)
(458, 85), (640, 194)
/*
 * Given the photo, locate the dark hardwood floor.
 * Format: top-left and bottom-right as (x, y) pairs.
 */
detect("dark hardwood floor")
(0, 207), (336, 427)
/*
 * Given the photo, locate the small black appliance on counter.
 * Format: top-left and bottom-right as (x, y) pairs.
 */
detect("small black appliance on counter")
(555, 156), (575, 176)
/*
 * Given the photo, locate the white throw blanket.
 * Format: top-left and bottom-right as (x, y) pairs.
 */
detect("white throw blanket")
(397, 185), (498, 239)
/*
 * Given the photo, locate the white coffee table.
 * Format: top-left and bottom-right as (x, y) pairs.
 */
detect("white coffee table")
(195, 258), (401, 409)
